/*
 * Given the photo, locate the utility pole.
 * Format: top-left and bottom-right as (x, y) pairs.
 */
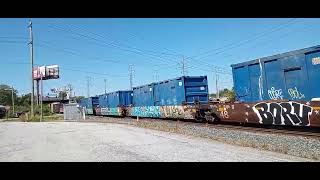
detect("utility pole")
(181, 55), (187, 76)
(129, 64), (134, 90)
(86, 76), (91, 98)
(104, 79), (107, 94)
(36, 80), (40, 106)
(40, 73), (43, 122)
(214, 66), (219, 99)
(11, 86), (14, 117)
(67, 84), (72, 103)
(28, 19), (34, 117)
(154, 69), (159, 82)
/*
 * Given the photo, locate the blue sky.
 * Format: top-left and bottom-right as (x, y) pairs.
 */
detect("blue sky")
(1, 18), (320, 97)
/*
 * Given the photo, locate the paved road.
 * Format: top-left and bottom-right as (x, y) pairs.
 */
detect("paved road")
(0, 122), (312, 162)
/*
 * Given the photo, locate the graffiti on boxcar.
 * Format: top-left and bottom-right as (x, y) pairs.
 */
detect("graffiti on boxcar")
(131, 106), (161, 118)
(217, 105), (230, 119)
(87, 108), (93, 115)
(288, 87), (305, 100)
(101, 107), (121, 116)
(268, 87), (283, 100)
(252, 102), (312, 126)
(220, 111), (229, 118)
(159, 106), (194, 119)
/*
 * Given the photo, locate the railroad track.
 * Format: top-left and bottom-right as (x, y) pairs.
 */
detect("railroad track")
(84, 115), (320, 139)
(170, 120), (320, 139)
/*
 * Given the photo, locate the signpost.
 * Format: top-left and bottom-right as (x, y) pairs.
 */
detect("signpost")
(32, 65), (60, 121)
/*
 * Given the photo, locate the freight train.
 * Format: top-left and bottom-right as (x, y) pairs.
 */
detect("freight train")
(79, 45), (320, 128)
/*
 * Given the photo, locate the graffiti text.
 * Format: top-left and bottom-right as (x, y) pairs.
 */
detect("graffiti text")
(268, 87), (283, 100)
(252, 102), (312, 126)
(288, 87), (305, 100)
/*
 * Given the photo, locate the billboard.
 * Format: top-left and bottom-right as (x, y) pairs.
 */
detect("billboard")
(33, 65), (59, 80)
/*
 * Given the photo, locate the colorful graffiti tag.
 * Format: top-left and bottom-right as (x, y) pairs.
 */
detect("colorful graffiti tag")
(130, 106), (161, 118)
(129, 106), (195, 119)
(252, 102), (313, 126)
(159, 106), (194, 119)
(87, 108), (93, 115)
(100, 107), (121, 116)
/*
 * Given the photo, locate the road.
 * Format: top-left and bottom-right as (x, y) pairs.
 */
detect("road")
(0, 121), (312, 162)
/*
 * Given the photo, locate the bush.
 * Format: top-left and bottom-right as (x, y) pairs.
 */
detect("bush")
(34, 105), (51, 116)
(29, 115), (41, 122)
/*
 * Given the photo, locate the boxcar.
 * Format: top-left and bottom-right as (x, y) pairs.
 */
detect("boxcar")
(79, 97), (99, 115)
(128, 76), (209, 120)
(231, 45), (320, 102)
(98, 90), (133, 116)
(204, 45), (320, 127)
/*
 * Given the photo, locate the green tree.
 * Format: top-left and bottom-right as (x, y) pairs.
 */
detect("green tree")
(0, 84), (17, 106)
(209, 88), (236, 101)
(75, 96), (85, 103)
(16, 93), (31, 107)
(59, 91), (67, 100)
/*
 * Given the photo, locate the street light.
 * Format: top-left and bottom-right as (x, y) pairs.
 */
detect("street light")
(3, 86), (15, 117)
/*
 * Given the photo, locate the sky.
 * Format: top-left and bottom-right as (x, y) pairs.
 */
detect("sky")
(1, 18), (320, 97)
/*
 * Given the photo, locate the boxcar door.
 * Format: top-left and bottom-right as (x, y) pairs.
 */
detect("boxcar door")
(284, 67), (307, 101)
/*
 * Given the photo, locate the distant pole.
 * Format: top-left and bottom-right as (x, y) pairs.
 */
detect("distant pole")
(28, 19), (34, 117)
(104, 79), (107, 94)
(40, 74), (43, 122)
(11, 86), (14, 116)
(181, 55), (187, 76)
(67, 84), (72, 103)
(214, 66), (220, 99)
(36, 80), (39, 105)
(154, 69), (159, 82)
(129, 64), (134, 90)
(86, 76), (91, 98)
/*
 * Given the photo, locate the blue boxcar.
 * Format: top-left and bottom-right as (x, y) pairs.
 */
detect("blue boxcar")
(231, 45), (320, 102)
(98, 90), (133, 116)
(79, 97), (99, 115)
(130, 76), (208, 119)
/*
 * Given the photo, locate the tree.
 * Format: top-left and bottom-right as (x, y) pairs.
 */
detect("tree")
(0, 84), (17, 106)
(75, 96), (85, 103)
(222, 88), (236, 101)
(58, 91), (67, 100)
(209, 88), (236, 101)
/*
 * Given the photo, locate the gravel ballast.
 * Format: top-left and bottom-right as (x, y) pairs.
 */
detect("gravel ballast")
(83, 116), (320, 160)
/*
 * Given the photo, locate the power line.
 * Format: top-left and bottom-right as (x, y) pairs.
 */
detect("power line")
(187, 18), (300, 60)
(42, 21), (205, 72)
(215, 19), (320, 66)
(61, 20), (234, 75)
(183, 19), (302, 69)
(0, 61), (128, 78)
(0, 36), (29, 39)
(0, 40), (27, 43)
(54, 18), (182, 57)
(39, 24), (182, 68)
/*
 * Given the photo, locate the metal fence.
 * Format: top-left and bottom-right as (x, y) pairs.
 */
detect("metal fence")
(63, 103), (85, 120)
